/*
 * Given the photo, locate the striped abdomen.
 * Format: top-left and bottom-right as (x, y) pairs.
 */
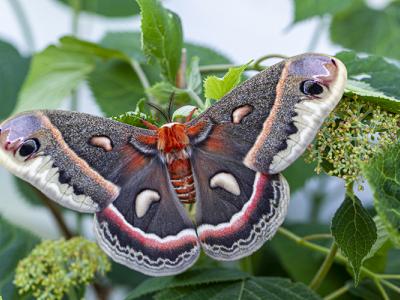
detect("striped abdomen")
(167, 157), (196, 204)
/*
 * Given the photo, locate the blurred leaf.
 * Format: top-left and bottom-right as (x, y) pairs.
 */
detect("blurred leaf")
(271, 224), (349, 296)
(100, 32), (145, 62)
(187, 56), (202, 96)
(153, 277), (322, 300)
(204, 62), (249, 100)
(0, 216), (39, 300)
(56, 0), (139, 17)
(107, 261), (148, 287)
(385, 249), (400, 274)
(331, 1), (400, 60)
(292, 0), (355, 23)
(185, 43), (231, 66)
(15, 36), (129, 112)
(126, 268), (249, 300)
(172, 105), (198, 121)
(14, 178), (43, 206)
(336, 51), (400, 113)
(363, 142), (400, 248)
(0, 40), (30, 119)
(137, 0), (183, 83)
(88, 59), (144, 116)
(363, 216), (392, 274)
(283, 156), (316, 194)
(331, 194), (377, 285)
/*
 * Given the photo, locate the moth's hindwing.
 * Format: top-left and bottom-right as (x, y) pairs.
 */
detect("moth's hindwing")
(94, 158), (200, 276)
(191, 147), (289, 260)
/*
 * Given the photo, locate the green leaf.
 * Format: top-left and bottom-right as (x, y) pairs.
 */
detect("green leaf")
(137, 0), (183, 83)
(363, 142), (400, 248)
(292, 0), (355, 23)
(146, 82), (191, 106)
(283, 156), (316, 194)
(204, 62), (249, 100)
(15, 36), (129, 112)
(112, 99), (159, 128)
(126, 268), (249, 300)
(0, 40), (30, 120)
(88, 59), (144, 116)
(336, 51), (400, 113)
(153, 277), (322, 300)
(0, 217), (39, 300)
(56, 0), (140, 17)
(331, 1), (400, 60)
(100, 31), (145, 62)
(331, 194), (377, 285)
(172, 105), (198, 121)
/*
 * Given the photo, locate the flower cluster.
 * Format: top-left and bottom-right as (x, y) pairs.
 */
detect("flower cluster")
(306, 96), (400, 184)
(14, 237), (111, 300)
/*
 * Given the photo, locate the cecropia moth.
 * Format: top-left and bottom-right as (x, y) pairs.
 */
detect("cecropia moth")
(0, 54), (347, 276)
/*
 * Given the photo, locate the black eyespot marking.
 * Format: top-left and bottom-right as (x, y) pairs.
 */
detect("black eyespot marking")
(300, 80), (324, 96)
(19, 139), (40, 157)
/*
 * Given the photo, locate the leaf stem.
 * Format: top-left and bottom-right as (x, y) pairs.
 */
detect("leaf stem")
(34, 189), (74, 239)
(307, 17), (328, 52)
(309, 242), (339, 290)
(199, 54), (288, 73)
(187, 89), (205, 109)
(302, 233), (333, 241)
(69, 0), (81, 36)
(130, 59), (157, 105)
(253, 54), (288, 69)
(277, 227), (400, 292)
(374, 278), (390, 300)
(323, 283), (351, 300)
(7, 0), (35, 52)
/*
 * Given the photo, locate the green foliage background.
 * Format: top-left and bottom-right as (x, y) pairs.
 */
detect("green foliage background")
(1, 0), (400, 299)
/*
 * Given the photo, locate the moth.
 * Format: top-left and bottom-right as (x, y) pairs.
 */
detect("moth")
(0, 54), (346, 276)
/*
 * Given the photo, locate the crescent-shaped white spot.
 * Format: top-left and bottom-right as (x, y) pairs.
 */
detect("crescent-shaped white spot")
(90, 136), (113, 152)
(135, 190), (161, 218)
(232, 105), (253, 124)
(210, 172), (241, 196)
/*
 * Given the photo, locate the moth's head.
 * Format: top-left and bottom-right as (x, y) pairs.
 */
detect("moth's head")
(285, 53), (347, 103)
(0, 112), (50, 171)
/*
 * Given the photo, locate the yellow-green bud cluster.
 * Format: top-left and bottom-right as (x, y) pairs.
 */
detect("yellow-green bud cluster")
(306, 96), (400, 184)
(14, 237), (111, 300)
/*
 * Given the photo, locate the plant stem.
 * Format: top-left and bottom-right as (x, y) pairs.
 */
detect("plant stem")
(34, 189), (74, 239)
(69, 0), (81, 36)
(130, 59), (158, 104)
(309, 242), (339, 290)
(323, 283), (351, 300)
(302, 233), (333, 241)
(381, 279), (400, 294)
(253, 54), (288, 69)
(7, 0), (35, 52)
(199, 54), (288, 74)
(277, 227), (400, 293)
(374, 278), (390, 300)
